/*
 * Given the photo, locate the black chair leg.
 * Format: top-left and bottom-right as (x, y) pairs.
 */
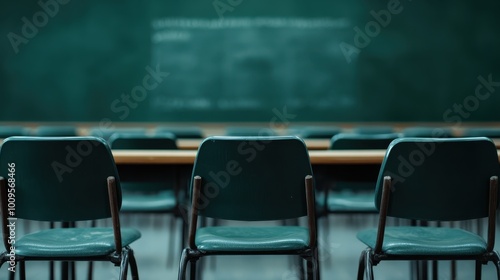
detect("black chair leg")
(20, 261), (26, 280)
(305, 257), (314, 280)
(62, 261), (68, 280)
(189, 258), (197, 280)
(432, 260), (438, 280)
(119, 249), (130, 280)
(357, 250), (366, 280)
(365, 250), (374, 280)
(87, 262), (93, 280)
(451, 260), (456, 279)
(314, 248), (321, 280)
(475, 260), (482, 280)
(178, 249), (190, 280)
(128, 248), (139, 280)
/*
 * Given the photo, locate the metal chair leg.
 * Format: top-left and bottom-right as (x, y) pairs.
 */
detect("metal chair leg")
(314, 248), (321, 280)
(87, 262), (93, 280)
(475, 260), (482, 280)
(128, 248), (139, 280)
(178, 249), (190, 280)
(119, 250), (130, 280)
(20, 261), (26, 280)
(365, 250), (374, 280)
(305, 257), (314, 280)
(189, 258), (197, 280)
(432, 260), (438, 280)
(357, 250), (367, 280)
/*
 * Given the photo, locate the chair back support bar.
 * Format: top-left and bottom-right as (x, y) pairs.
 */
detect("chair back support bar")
(0, 136), (121, 221)
(376, 137), (500, 221)
(192, 136), (313, 221)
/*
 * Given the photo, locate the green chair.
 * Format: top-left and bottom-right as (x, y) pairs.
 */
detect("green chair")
(178, 136), (319, 280)
(352, 126), (394, 135)
(357, 137), (500, 280)
(155, 126), (204, 139)
(89, 127), (147, 141)
(288, 126), (343, 139)
(401, 127), (454, 138)
(224, 126), (277, 136)
(316, 133), (400, 216)
(462, 127), (500, 139)
(108, 133), (185, 266)
(34, 125), (78, 136)
(0, 126), (30, 138)
(0, 137), (141, 280)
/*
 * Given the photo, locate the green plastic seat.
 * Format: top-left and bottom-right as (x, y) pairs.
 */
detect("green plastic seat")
(34, 125), (78, 136)
(108, 133), (184, 267)
(316, 133), (400, 216)
(401, 126), (454, 138)
(178, 136), (319, 280)
(0, 137), (141, 280)
(155, 126), (205, 139)
(356, 137), (500, 280)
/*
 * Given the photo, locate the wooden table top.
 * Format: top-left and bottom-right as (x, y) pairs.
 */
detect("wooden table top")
(111, 150), (390, 165)
(112, 148), (500, 165)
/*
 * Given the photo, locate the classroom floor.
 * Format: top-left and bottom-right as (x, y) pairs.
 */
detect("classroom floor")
(5, 215), (499, 280)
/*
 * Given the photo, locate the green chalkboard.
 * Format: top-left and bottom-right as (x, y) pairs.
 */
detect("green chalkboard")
(1, 0), (499, 122)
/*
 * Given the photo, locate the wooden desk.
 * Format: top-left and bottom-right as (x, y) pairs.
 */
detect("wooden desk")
(112, 150), (388, 165)
(112, 149), (500, 165)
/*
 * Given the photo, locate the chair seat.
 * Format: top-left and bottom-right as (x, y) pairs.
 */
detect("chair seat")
(357, 226), (487, 256)
(327, 192), (376, 212)
(15, 227), (141, 257)
(121, 190), (177, 212)
(195, 226), (310, 252)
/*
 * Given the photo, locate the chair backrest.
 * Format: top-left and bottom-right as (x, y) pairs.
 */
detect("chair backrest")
(401, 126), (454, 138)
(462, 127), (500, 138)
(330, 133), (400, 150)
(108, 133), (178, 150)
(352, 126), (394, 135)
(225, 127), (277, 136)
(0, 126), (30, 138)
(376, 137), (500, 221)
(192, 136), (313, 221)
(89, 127), (146, 140)
(296, 126), (342, 139)
(35, 125), (78, 136)
(108, 134), (178, 192)
(0, 137), (121, 222)
(155, 126), (204, 139)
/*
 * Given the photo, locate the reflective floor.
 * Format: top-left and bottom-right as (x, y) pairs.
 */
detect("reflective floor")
(4, 215), (499, 279)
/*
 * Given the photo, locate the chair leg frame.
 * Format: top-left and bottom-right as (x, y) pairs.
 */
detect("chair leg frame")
(355, 248), (500, 280)
(178, 247), (320, 280)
